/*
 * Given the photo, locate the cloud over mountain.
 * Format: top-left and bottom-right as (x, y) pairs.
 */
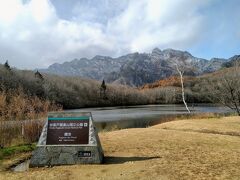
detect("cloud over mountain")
(0, 0), (239, 69)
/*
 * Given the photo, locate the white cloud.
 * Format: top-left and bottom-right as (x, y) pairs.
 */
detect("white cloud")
(108, 0), (211, 53)
(0, 0), (120, 68)
(28, 0), (56, 23)
(0, 0), (22, 25)
(0, 0), (233, 69)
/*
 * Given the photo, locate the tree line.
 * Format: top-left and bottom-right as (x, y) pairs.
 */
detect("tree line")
(0, 60), (239, 119)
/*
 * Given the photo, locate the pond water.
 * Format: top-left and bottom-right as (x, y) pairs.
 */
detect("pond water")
(67, 104), (232, 130)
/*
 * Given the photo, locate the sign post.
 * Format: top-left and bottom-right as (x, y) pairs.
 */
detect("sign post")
(30, 112), (104, 167)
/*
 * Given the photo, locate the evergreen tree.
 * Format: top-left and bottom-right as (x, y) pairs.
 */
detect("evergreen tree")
(100, 79), (107, 99)
(101, 80), (106, 91)
(4, 60), (11, 71)
(35, 70), (44, 81)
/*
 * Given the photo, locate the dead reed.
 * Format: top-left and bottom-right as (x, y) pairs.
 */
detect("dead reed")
(0, 88), (61, 147)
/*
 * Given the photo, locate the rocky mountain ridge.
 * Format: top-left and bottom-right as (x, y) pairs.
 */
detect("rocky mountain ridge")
(39, 48), (234, 86)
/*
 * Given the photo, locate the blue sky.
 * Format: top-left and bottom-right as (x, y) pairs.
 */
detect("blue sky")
(0, 0), (239, 69)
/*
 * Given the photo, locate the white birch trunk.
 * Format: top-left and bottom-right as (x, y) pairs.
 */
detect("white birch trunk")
(176, 65), (191, 113)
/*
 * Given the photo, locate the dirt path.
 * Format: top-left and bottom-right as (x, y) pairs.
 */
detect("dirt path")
(1, 116), (240, 180)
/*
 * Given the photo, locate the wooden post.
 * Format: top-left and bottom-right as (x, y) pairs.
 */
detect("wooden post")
(21, 121), (25, 137)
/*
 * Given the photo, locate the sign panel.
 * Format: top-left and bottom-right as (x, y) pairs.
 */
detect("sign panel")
(78, 151), (92, 157)
(46, 116), (89, 145)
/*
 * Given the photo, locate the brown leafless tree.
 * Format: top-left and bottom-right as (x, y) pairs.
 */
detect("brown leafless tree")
(208, 64), (240, 116)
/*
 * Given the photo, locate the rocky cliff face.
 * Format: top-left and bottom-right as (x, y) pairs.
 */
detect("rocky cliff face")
(222, 55), (240, 68)
(42, 56), (128, 80)
(40, 48), (229, 86)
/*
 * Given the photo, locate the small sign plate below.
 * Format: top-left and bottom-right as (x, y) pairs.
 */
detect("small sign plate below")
(78, 151), (92, 158)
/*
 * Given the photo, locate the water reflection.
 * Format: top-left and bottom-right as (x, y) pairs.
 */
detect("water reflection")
(66, 104), (232, 131)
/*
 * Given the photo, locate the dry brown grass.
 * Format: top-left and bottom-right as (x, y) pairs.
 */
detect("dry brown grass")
(1, 116), (240, 180)
(157, 116), (240, 136)
(0, 89), (61, 147)
(0, 88), (61, 122)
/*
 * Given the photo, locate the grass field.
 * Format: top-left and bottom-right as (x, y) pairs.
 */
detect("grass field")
(0, 116), (240, 180)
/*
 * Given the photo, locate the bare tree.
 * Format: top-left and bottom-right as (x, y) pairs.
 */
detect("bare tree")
(175, 64), (190, 113)
(169, 58), (192, 113)
(208, 64), (240, 116)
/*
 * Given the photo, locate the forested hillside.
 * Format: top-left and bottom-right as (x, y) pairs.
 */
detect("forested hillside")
(1, 61), (239, 121)
(0, 64), (152, 111)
